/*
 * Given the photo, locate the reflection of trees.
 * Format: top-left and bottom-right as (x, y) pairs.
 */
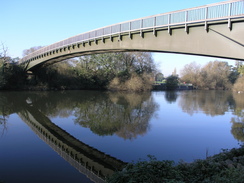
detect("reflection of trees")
(2, 90), (244, 142)
(23, 92), (75, 118)
(0, 93), (13, 136)
(111, 92), (158, 139)
(165, 91), (178, 103)
(178, 90), (244, 142)
(231, 93), (244, 142)
(0, 114), (8, 136)
(178, 90), (232, 116)
(74, 92), (159, 140)
(25, 91), (159, 140)
(0, 91), (158, 140)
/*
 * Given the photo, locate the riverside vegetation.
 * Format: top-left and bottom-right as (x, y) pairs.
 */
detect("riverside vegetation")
(1, 45), (244, 92)
(107, 145), (244, 183)
(1, 48), (156, 91)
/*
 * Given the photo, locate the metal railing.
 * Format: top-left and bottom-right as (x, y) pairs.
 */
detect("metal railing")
(21, 0), (244, 63)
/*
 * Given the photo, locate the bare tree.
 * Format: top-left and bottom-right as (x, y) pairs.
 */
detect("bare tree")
(181, 61), (232, 90)
(180, 61), (201, 87)
(0, 42), (9, 62)
(199, 61), (232, 89)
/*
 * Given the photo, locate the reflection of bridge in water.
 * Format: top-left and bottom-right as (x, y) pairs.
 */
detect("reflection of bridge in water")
(18, 103), (126, 183)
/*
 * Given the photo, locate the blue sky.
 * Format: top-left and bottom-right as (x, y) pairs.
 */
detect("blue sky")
(1, 0), (236, 76)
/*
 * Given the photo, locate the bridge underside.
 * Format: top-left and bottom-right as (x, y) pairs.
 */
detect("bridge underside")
(26, 18), (244, 71)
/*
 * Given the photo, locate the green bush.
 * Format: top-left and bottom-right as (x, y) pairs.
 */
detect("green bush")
(107, 146), (244, 183)
(0, 60), (26, 90)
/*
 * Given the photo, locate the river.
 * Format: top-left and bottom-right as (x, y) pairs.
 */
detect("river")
(0, 90), (243, 183)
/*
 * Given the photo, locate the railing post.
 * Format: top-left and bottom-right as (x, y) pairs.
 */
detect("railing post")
(168, 14), (171, 34)
(185, 11), (188, 33)
(228, 2), (232, 17)
(153, 16), (157, 36)
(205, 7), (209, 31)
(88, 32), (91, 45)
(110, 26), (113, 41)
(228, 2), (232, 30)
(102, 28), (105, 43)
(119, 24), (122, 41)
(129, 21), (132, 39)
(140, 19), (143, 37)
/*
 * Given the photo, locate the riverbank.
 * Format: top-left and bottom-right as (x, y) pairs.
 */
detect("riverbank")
(107, 145), (244, 183)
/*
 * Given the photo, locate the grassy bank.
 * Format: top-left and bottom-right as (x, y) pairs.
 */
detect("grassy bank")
(107, 145), (244, 183)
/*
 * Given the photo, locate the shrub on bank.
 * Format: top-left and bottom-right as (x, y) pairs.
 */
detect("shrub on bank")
(233, 76), (244, 92)
(108, 74), (153, 92)
(107, 145), (244, 183)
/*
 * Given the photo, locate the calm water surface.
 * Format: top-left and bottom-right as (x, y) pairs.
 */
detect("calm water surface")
(0, 90), (243, 183)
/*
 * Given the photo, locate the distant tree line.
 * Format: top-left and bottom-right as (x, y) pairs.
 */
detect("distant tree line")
(156, 60), (244, 91)
(180, 61), (243, 91)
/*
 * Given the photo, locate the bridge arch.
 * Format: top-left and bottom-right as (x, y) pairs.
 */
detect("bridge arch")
(21, 0), (244, 71)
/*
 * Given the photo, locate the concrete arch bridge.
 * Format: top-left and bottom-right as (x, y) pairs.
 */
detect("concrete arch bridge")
(21, 0), (244, 71)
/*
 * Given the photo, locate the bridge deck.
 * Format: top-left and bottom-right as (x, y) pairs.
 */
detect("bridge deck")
(21, 0), (244, 70)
